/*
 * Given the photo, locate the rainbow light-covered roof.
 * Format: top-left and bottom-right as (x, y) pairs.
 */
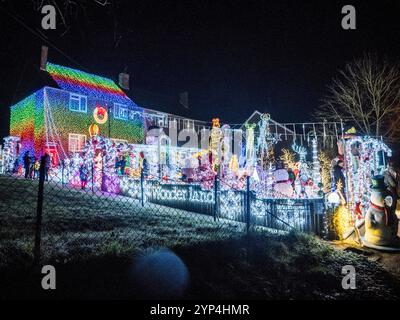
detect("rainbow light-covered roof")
(46, 62), (137, 106)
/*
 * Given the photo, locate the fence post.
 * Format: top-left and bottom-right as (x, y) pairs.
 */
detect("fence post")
(246, 175), (251, 234)
(140, 168), (144, 207)
(91, 163), (94, 194)
(61, 160), (64, 186)
(33, 155), (46, 266)
(310, 201), (315, 235)
(214, 174), (219, 221)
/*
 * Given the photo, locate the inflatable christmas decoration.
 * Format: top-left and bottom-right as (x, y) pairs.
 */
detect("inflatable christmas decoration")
(363, 175), (400, 251)
(273, 161), (293, 197)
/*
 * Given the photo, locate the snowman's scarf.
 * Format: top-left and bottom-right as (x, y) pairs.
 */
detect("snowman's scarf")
(370, 202), (389, 226)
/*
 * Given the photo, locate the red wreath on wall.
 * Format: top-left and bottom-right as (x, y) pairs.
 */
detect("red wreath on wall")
(93, 104), (108, 124)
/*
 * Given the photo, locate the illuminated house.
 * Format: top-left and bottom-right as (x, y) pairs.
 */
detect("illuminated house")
(10, 63), (146, 165)
(9, 62), (213, 166)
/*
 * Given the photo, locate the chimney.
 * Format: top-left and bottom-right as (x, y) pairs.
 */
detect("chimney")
(40, 45), (48, 70)
(119, 72), (130, 90)
(179, 91), (189, 108)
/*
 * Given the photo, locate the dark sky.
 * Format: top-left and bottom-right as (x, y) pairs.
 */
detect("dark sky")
(1, 0), (400, 140)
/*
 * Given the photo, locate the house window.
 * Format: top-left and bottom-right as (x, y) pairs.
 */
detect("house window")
(169, 118), (178, 128)
(69, 94), (87, 113)
(129, 110), (139, 120)
(111, 138), (128, 145)
(68, 133), (86, 153)
(114, 103), (129, 120)
(183, 119), (194, 130)
(157, 113), (168, 127)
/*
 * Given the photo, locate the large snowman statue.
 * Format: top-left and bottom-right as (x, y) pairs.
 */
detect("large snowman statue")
(274, 162), (293, 197)
(363, 175), (400, 250)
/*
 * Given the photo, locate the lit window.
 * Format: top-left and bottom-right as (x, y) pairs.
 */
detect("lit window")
(69, 94), (87, 113)
(68, 133), (86, 153)
(114, 103), (129, 120)
(129, 110), (138, 120)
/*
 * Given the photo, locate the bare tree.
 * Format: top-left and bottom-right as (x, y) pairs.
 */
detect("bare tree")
(316, 53), (400, 143)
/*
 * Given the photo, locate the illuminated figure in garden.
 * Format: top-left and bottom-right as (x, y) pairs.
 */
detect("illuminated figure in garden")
(209, 118), (222, 171)
(245, 122), (256, 172)
(229, 154), (239, 175)
(158, 130), (170, 179)
(256, 113), (277, 170)
(292, 142), (311, 197)
(221, 124), (231, 164)
(273, 161), (293, 197)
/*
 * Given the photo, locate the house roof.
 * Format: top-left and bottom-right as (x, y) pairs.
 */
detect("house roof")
(10, 61), (198, 121)
(242, 110), (295, 134)
(46, 62), (137, 106)
(125, 87), (198, 120)
(10, 62), (256, 128)
(45, 63), (200, 120)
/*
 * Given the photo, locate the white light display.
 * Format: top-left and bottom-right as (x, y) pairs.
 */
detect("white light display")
(251, 198), (307, 229)
(120, 177), (244, 220)
(312, 138), (321, 186)
(210, 118), (222, 169)
(266, 162), (274, 196)
(245, 123), (256, 170)
(2, 136), (20, 173)
(256, 113), (277, 169)
(343, 135), (392, 219)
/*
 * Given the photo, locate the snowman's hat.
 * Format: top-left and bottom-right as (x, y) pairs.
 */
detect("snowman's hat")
(370, 175), (387, 191)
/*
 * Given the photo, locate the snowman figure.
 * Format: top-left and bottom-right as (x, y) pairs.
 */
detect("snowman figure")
(364, 175), (400, 250)
(273, 161), (293, 197)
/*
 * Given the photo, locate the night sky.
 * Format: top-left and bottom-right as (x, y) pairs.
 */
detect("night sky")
(1, 0), (400, 141)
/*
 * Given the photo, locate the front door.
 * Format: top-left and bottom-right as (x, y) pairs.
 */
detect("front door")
(44, 146), (58, 167)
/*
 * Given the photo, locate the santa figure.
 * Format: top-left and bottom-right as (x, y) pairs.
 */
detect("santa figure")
(273, 161), (293, 197)
(363, 175), (400, 250)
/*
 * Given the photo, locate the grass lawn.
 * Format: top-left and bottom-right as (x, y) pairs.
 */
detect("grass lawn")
(0, 175), (246, 268)
(1, 175), (400, 299)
